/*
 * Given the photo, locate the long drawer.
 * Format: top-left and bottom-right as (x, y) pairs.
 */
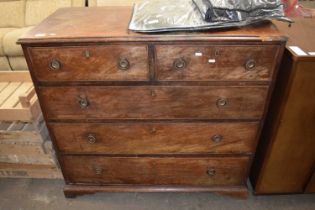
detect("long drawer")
(29, 45), (149, 81)
(38, 86), (268, 120)
(156, 45), (279, 81)
(50, 122), (259, 154)
(61, 156), (250, 186)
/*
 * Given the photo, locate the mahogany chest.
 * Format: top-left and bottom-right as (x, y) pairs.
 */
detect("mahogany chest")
(18, 7), (286, 198)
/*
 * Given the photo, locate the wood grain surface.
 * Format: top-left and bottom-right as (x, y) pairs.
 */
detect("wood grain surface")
(18, 7), (286, 44)
(156, 45), (279, 81)
(29, 45), (149, 81)
(252, 58), (315, 193)
(306, 172), (315, 193)
(38, 86), (268, 120)
(61, 156), (249, 186)
(49, 122), (259, 154)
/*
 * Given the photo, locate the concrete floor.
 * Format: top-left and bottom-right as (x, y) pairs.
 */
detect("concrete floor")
(0, 179), (314, 210)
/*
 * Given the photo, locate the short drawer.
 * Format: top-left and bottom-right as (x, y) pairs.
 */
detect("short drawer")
(50, 122), (259, 154)
(156, 45), (279, 81)
(61, 156), (249, 186)
(29, 45), (149, 81)
(39, 86), (268, 120)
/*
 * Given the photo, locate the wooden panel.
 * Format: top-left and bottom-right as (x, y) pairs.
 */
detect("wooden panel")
(0, 82), (21, 107)
(1, 82), (33, 108)
(0, 162), (62, 179)
(38, 86), (268, 120)
(306, 172), (315, 193)
(252, 60), (315, 193)
(61, 156), (249, 186)
(0, 71), (32, 82)
(64, 184), (249, 199)
(50, 122), (259, 154)
(156, 45), (279, 81)
(18, 7), (286, 44)
(30, 45), (149, 81)
(0, 72), (40, 122)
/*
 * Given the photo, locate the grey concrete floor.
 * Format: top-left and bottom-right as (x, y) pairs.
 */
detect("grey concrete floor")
(0, 178), (314, 210)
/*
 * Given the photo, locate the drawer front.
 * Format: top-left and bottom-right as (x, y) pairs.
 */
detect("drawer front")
(61, 156), (249, 186)
(29, 45), (149, 81)
(50, 122), (259, 154)
(39, 86), (268, 120)
(156, 45), (279, 81)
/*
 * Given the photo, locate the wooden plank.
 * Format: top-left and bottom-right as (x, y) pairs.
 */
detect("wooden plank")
(7, 121), (26, 131)
(0, 121), (11, 130)
(29, 95), (41, 121)
(0, 82), (21, 106)
(1, 82), (33, 108)
(0, 130), (45, 144)
(0, 71), (32, 82)
(0, 144), (45, 156)
(0, 82), (9, 93)
(19, 87), (35, 108)
(0, 163), (62, 179)
(0, 154), (56, 165)
(0, 108), (32, 122)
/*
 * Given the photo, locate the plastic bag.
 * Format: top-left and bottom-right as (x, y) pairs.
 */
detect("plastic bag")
(128, 0), (290, 33)
(193, 0), (284, 22)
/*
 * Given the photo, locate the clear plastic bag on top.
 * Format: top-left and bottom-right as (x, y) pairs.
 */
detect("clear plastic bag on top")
(193, 0), (285, 22)
(128, 0), (291, 33)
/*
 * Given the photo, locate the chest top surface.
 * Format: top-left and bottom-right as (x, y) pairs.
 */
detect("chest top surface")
(273, 18), (315, 60)
(18, 7), (286, 44)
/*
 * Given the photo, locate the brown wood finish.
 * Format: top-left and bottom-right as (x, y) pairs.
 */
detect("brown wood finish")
(63, 185), (249, 199)
(61, 156), (249, 186)
(18, 7), (286, 198)
(18, 7), (286, 44)
(306, 172), (315, 193)
(252, 59), (315, 193)
(29, 45), (149, 81)
(251, 19), (315, 194)
(156, 45), (279, 81)
(49, 122), (259, 154)
(38, 86), (268, 120)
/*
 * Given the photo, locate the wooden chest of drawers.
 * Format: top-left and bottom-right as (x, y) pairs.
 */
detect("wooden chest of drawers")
(18, 7), (286, 198)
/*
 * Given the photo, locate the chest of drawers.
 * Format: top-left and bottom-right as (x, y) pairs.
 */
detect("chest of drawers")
(18, 7), (286, 198)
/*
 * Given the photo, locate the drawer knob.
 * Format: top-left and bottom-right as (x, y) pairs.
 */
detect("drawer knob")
(78, 95), (89, 109)
(245, 59), (256, 70)
(118, 57), (130, 70)
(94, 166), (103, 175)
(211, 134), (223, 143)
(216, 98), (228, 107)
(87, 134), (96, 144)
(173, 58), (186, 70)
(49, 59), (61, 70)
(207, 168), (216, 177)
